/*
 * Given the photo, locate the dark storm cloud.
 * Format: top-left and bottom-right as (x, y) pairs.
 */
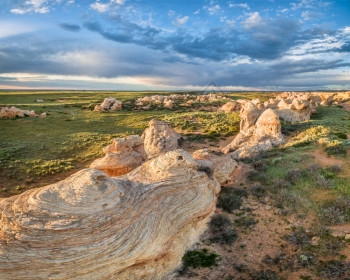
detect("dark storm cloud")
(83, 16), (318, 61)
(59, 23), (81, 32)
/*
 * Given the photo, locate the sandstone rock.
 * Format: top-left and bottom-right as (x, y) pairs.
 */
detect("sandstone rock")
(0, 106), (36, 118)
(0, 150), (219, 280)
(164, 99), (174, 109)
(94, 97), (122, 111)
(90, 135), (146, 176)
(239, 102), (261, 135)
(142, 119), (182, 159)
(219, 101), (241, 113)
(40, 112), (47, 118)
(223, 109), (284, 158)
(276, 98), (314, 122)
(193, 149), (238, 185)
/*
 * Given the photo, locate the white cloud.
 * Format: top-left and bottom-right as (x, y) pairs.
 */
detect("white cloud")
(90, 0), (125, 13)
(175, 16), (189, 25)
(229, 3), (250, 9)
(226, 19), (235, 28)
(90, 2), (110, 13)
(243, 12), (262, 29)
(207, 4), (220, 15)
(168, 10), (175, 17)
(11, 0), (50, 14)
(193, 9), (200, 15)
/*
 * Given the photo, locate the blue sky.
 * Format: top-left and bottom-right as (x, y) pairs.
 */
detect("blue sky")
(0, 0), (350, 90)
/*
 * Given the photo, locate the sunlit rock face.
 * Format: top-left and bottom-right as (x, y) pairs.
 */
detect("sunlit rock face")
(223, 108), (284, 159)
(218, 101), (241, 113)
(0, 149), (219, 280)
(90, 135), (147, 176)
(193, 149), (238, 186)
(94, 97), (122, 111)
(142, 119), (182, 159)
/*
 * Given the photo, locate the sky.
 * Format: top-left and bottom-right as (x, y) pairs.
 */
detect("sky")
(0, 0), (350, 90)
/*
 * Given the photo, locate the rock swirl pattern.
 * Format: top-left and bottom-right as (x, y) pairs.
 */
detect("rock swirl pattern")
(0, 150), (220, 280)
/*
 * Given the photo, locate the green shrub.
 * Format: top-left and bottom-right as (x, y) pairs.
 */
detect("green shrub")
(182, 249), (220, 268)
(209, 214), (238, 245)
(217, 187), (244, 213)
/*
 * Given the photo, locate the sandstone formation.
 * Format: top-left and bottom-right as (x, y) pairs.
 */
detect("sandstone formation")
(94, 97), (122, 112)
(0, 150), (220, 280)
(193, 149), (238, 185)
(219, 101), (241, 113)
(276, 98), (315, 122)
(0, 106), (39, 118)
(90, 135), (147, 176)
(142, 119), (182, 159)
(223, 107), (284, 158)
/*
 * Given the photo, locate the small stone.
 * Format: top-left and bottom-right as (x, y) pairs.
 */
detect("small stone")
(311, 236), (320, 246)
(345, 234), (350, 240)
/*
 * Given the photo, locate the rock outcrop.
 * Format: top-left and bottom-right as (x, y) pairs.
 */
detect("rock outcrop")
(94, 97), (122, 112)
(219, 101), (241, 113)
(142, 119), (182, 159)
(276, 98), (315, 122)
(90, 135), (147, 176)
(0, 106), (38, 118)
(193, 149), (238, 185)
(0, 150), (220, 280)
(223, 108), (284, 158)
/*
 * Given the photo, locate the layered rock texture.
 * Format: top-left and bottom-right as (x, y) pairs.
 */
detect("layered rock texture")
(0, 150), (220, 280)
(0, 106), (40, 118)
(94, 97), (122, 112)
(90, 135), (147, 176)
(142, 119), (182, 159)
(223, 104), (284, 159)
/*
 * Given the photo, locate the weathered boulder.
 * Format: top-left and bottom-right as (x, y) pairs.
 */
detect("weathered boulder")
(90, 135), (146, 176)
(0, 106), (36, 118)
(164, 99), (174, 109)
(142, 119), (182, 159)
(94, 97), (122, 111)
(223, 109), (284, 158)
(219, 101), (241, 113)
(276, 98), (314, 122)
(193, 149), (238, 185)
(239, 102), (261, 135)
(0, 150), (219, 280)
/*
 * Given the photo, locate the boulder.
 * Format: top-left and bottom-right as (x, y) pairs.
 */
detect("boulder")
(193, 149), (238, 185)
(94, 97), (122, 111)
(276, 98), (314, 122)
(219, 101), (241, 113)
(223, 109), (284, 158)
(90, 135), (146, 176)
(0, 106), (36, 118)
(239, 102), (261, 135)
(163, 99), (174, 109)
(142, 119), (182, 159)
(0, 150), (219, 280)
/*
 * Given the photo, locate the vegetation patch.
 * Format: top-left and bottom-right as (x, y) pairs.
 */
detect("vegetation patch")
(182, 249), (220, 269)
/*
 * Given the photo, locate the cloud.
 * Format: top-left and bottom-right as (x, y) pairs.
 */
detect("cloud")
(59, 23), (81, 32)
(243, 12), (263, 29)
(90, 0), (125, 13)
(229, 3), (250, 9)
(11, 0), (49, 14)
(207, 4), (221, 15)
(175, 16), (189, 25)
(90, 2), (110, 13)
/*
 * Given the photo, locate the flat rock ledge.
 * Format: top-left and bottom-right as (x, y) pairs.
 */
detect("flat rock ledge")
(0, 149), (220, 280)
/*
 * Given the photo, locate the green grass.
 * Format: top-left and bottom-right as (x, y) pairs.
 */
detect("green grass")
(0, 90), (265, 195)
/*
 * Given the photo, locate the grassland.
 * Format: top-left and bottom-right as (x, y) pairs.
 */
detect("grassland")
(0, 90), (256, 196)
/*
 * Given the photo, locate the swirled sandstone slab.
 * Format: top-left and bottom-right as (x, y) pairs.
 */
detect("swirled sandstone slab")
(90, 135), (147, 176)
(0, 150), (219, 280)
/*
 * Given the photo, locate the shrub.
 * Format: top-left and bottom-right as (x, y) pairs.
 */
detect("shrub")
(250, 183), (266, 198)
(284, 227), (311, 248)
(217, 187), (244, 213)
(182, 249), (220, 268)
(319, 197), (350, 225)
(252, 270), (285, 280)
(209, 214), (238, 245)
(317, 260), (350, 280)
(285, 169), (301, 185)
(234, 216), (258, 228)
